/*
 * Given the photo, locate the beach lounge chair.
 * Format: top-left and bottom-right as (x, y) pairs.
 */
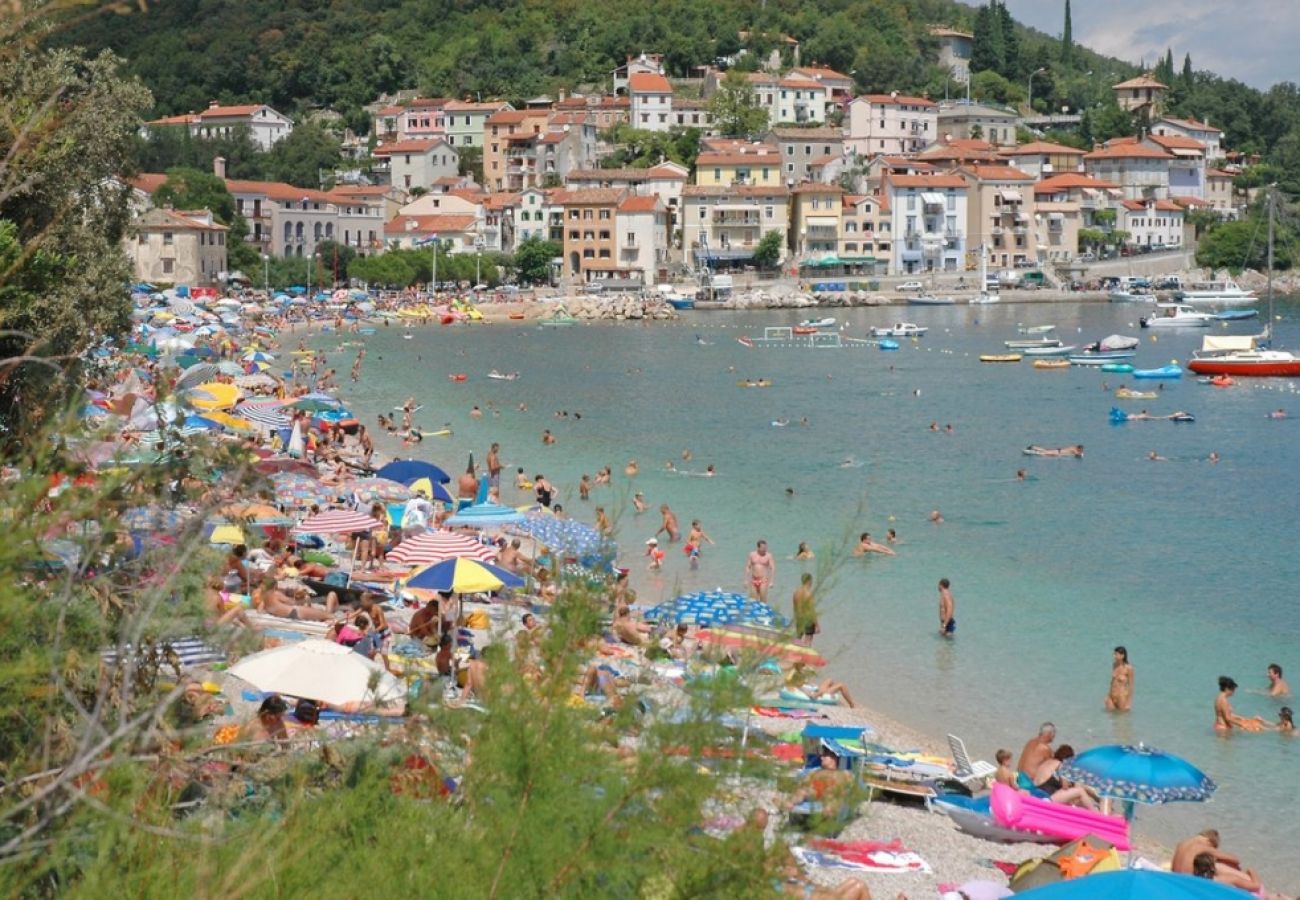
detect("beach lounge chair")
(947, 733), (997, 787)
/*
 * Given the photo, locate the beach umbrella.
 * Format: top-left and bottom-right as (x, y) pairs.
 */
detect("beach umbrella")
(134, 424), (210, 443)
(208, 524), (245, 546)
(405, 557), (523, 593)
(281, 396), (341, 414)
(286, 421), (305, 459)
(271, 472), (334, 508)
(228, 639), (405, 709)
(1014, 870), (1245, 899)
(444, 501), (526, 528)
(216, 360), (246, 376)
(406, 477), (454, 504)
(187, 382), (242, 411)
(242, 350), (276, 363)
(200, 410), (257, 434)
(1057, 744), (1216, 805)
(348, 477), (415, 505)
(513, 514), (613, 558)
(234, 373), (279, 390)
(174, 363), (218, 391)
(376, 459), (451, 485)
(387, 531), (497, 566)
(182, 414), (223, 431)
(645, 591), (786, 628)
(293, 509), (383, 536)
(694, 626), (826, 667)
(119, 505), (192, 532)
(238, 402), (292, 430)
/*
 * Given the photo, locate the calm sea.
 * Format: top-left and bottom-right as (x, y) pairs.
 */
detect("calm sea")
(311, 298), (1300, 885)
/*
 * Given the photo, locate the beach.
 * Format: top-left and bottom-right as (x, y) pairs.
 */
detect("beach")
(313, 297), (1300, 893)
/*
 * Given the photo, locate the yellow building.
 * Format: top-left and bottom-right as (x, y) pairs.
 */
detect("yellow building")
(693, 140), (783, 187)
(790, 183), (844, 259)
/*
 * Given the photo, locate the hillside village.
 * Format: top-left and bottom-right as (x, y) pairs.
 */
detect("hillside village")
(125, 33), (1257, 292)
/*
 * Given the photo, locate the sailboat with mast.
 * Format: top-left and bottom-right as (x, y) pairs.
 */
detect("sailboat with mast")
(1187, 188), (1300, 377)
(969, 243), (1000, 304)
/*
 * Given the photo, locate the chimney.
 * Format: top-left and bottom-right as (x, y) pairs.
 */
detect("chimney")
(209, 100), (219, 108)
(213, 155), (227, 179)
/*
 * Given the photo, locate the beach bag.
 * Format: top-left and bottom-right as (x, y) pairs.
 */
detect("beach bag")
(294, 699), (320, 725)
(324, 571), (349, 587)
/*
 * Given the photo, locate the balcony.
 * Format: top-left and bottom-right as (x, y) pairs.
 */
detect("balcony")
(1013, 226), (1027, 235)
(623, 235), (638, 248)
(713, 211), (759, 226)
(806, 225), (838, 239)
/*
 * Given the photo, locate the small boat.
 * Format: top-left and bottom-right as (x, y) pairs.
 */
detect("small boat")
(1069, 351), (1137, 365)
(1116, 388), (1157, 399)
(665, 296), (696, 310)
(1005, 338), (1062, 350)
(1132, 365), (1183, 379)
(869, 323), (928, 338)
(1210, 375), (1235, 387)
(487, 370), (519, 381)
(402, 333), (414, 340)
(540, 310), (578, 327)
(1101, 363), (1135, 374)
(877, 339), (900, 351)
(1109, 290), (1156, 303)
(736, 379), (772, 388)
(1211, 309), (1258, 321)
(448, 373), (468, 382)
(1033, 359), (1071, 370)
(980, 354), (1022, 363)
(1022, 344), (1077, 357)
(1140, 305), (1213, 328)
(907, 294), (956, 306)
(798, 317), (836, 329)
(1017, 324), (1056, 335)
(792, 326), (818, 335)
(507, 312), (526, 321)
(969, 291), (1001, 305)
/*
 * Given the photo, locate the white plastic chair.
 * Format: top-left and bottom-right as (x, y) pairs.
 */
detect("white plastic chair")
(947, 733), (997, 787)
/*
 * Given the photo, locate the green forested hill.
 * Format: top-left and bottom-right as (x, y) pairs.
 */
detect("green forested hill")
(51, 0), (1300, 161)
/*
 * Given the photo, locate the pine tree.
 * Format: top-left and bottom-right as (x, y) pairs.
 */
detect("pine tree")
(1060, 0), (1073, 69)
(1181, 53), (1194, 89)
(1155, 48), (1174, 86)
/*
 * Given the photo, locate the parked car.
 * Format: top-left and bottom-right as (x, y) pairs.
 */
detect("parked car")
(1079, 251), (1096, 262)
(896, 281), (924, 292)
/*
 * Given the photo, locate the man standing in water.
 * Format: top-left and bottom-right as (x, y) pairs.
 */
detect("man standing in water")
(1267, 664), (1290, 697)
(745, 540), (775, 602)
(937, 577), (955, 637)
(656, 504), (680, 543)
(792, 573), (817, 645)
(486, 442), (502, 491)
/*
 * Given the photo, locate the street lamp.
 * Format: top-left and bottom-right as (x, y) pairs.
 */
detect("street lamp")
(1028, 67), (1048, 114)
(261, 252), (269, 295)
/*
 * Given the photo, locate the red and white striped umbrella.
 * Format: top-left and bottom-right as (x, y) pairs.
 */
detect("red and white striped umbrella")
(293, 509), (384, 536)
(387, 530), (497, 566)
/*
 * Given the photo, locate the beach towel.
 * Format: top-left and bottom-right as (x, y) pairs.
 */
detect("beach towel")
(794, 841), (932, 874)
(753, 706), (824, 719)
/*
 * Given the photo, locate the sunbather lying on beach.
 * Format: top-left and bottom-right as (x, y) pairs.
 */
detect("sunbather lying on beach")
(612, 605), (651, 646)
(1032, 745), (1098, 810)
(253, 575), (338, 621)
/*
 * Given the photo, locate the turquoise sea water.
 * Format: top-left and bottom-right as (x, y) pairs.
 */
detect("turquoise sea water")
(310, 299), (1300, 885)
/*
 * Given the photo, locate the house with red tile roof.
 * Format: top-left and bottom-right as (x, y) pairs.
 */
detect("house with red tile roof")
(1119, 197), (1185, 250)
(127, 207), (228, 286)
(483, 109), (549, 191)
(629, 71), (675, 133)
(145, 101), (293, 150)
(1083, 139), (1173, 201)
(374, 138), (459, 194)
(680, 184), (790, 270)
(615, 194), (670, 286)
(769, 127), (845, 185)
(1152, 116), (1223, 162)
(846, 93), (937, 157)
(956, 165), (1037, 269)
(1112, 74), (1167, 116)
(384, 214), (481, 251)
(999, 140), (1086, 180)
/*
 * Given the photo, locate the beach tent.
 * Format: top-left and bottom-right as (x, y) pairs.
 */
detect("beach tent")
(229, 639), (405, 710)
(512, 515), (614, 559)
(645, 591), (786, 628)
(444, 501), (527, 528)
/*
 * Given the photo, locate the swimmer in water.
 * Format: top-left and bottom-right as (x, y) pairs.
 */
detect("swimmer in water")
(1148, 450), (1166, 462)
(681, 449), (692, 462)
(665, 460), (676, 472)
(1016, 468), (1027, 481)
(624, 460), (639, 477)
(772, 418), (790, 427)
(704, 465), (715, 477)
(633, 492), (647, 514)
(1208, 452), (1220, 464)
(929, 509), (944, 524)
(794, 542), (815, 560)
(1269, 408), (1287, 419)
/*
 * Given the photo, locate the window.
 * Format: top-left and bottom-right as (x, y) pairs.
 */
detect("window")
(765, 206), (774, 219)
(787, 163), (795, 173)
(162, 258), (174, 274)
(598, 230), (610, 240)
(583, 248), (594, 259)
(599, 209), (610, 220)
(946, 215), (956, 233)
(598, 249), (610, 258)
(713, 168), (721, 180)
(569, 230), (579, 240)
(163, 231), (174, 245)
(906, 194), (915, 211)
(698, 207), (707, 220)
(947, 193), (956, 211)
(786, 146), (795, 156)
(137, 232), (147, 244)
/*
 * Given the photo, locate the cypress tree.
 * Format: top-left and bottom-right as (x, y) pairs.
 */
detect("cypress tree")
(997, 1), (1020, 79)
(1061, 0), (1073, 69)
(971, 3), (1005, 75)
(1181, 53), (1194, 89)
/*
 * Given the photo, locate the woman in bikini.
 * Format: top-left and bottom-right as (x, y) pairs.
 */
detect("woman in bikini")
(1033, 745), (1099, 810)
(1105, 645), (1134, 711)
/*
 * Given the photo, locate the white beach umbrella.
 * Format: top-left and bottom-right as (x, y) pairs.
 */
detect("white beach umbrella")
(228, 639), (405, 709)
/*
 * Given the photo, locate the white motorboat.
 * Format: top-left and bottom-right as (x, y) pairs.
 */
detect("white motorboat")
(1022, 344), (1078, 356)
(1017, 324), (1056, 335)
(907, 294), (956, 306)
(1175, 278), (1257, 305)
(1140, 305), (1214, 328)
(797, 317), (837, 329)
(1005, 337), (1062, 350)
(869, 323), (928, 338)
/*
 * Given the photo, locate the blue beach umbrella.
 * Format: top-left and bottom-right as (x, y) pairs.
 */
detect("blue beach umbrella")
(1015, 870), (1244, 899)
(376, 459), (452, 485)
(1057, 744), (1216, 805)
(513, 515), (613, 559)
(644, 591), (787, 628)
(405, 557), (525, 593)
